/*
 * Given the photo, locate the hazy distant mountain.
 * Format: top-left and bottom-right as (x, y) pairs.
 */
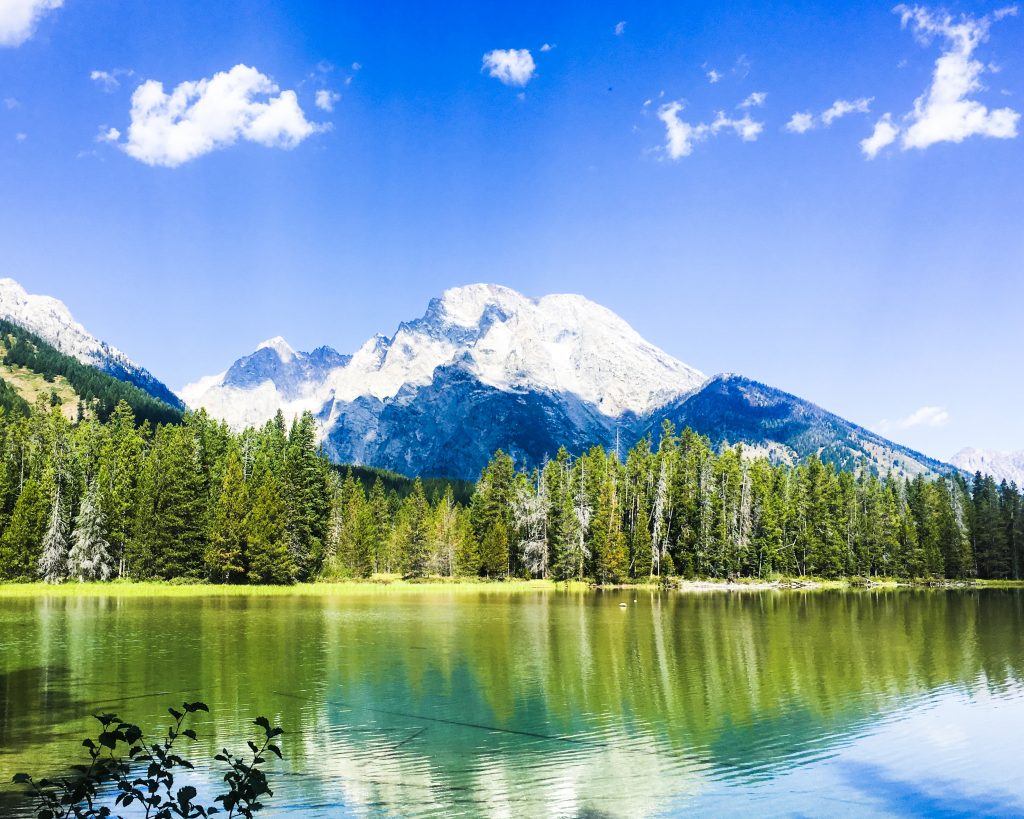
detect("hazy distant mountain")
(183, 283), (958, 480)
(0, 277), (183, 409)
(951, 448), (1024, 487)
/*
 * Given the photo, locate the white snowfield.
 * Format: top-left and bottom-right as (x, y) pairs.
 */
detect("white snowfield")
(0, 277), (140, 374)
(180, 283), (708, 431)
(951, 448), (1024, 487)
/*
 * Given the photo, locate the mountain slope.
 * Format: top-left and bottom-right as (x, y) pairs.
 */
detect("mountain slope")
(644, 374), (952, 478)
(950, 448), (1024, 487)
(0, 278), (184, 409)
(0, 317), (183, 425)
(319, 364), (621, 478)
(183, 284), (958, 480)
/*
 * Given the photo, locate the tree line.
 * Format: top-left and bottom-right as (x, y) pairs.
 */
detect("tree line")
(0, 402), (1021, 584)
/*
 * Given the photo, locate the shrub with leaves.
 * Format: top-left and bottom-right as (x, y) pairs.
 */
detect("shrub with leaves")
(12, 701), (283, 819)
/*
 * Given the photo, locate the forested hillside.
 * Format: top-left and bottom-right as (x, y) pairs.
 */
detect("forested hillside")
(1, 404), (1020, 585)
(0, 318), (182, 427)
(0, 376), (30, 417)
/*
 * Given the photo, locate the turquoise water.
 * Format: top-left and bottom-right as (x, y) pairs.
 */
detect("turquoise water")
(1, 588), (1022, 816)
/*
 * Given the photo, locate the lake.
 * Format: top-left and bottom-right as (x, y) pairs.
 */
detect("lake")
(1, 587), (1022, 817)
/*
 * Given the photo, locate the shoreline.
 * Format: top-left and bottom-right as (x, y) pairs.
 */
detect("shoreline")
(0, 577), (1021, 597)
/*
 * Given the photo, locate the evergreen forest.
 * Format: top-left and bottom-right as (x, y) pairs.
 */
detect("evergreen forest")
(1, 400), (1021, 585)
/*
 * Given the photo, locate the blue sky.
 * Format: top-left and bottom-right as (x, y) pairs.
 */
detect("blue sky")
(1, 0), (1021, 459)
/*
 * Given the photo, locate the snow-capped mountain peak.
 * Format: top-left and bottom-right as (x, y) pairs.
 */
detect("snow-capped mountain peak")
(1, 277), (113, 364)
(404, 284), (707, 416)
(182, 284), (707, 437)
(0, 277), (182, 408)
(256, 336), (296, 362)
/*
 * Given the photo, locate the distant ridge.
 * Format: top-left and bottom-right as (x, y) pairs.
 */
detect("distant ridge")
(951, 448), (1024, 487)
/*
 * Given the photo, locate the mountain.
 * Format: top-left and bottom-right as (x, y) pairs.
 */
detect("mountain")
(183, 283), (960, 480)
(181, 283), (707, 475)
(0, 316), (183, 426)
(644, 374), (952, 477)
(0, 277), (184, 410)
(950, 448), (1024, 487)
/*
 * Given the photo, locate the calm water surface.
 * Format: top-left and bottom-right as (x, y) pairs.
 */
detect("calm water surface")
(1, 588), (1022, 817)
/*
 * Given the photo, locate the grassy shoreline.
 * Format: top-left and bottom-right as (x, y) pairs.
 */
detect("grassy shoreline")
(0, 576), (1021, 597)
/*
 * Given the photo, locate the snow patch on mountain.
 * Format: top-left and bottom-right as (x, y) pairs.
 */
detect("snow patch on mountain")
(256, 336), (296, 362)
(951, 448), (1024, 487)
(182, 283), (707, 432)
(0, 277), (183, 408)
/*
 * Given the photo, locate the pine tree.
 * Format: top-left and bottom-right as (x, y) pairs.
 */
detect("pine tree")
(650, 457), (674, 577)
(630, 484), (654, 579)
(453, 506), (479, 576)
(68, 480), (114, 581)
(401, 478), (431, 576)
(366, 478), (390, 574)
(973, 473), (1010, 579)
(557, 457), (591, 581)
(470, 451), (515, 575)
(591, 461), (628, 584)
(101, 401), (144, 577)
(281, 413), (328, 579)
(207, 448), (248, 583)
(333, 472), (373, 577)
(247, 475), (295, 584)
(543, 449), (573, 580)
(131, 425), (207, 579)
(0, 477), (47, 580)
(749, 459), (784, 577)
(39, 485), (69, 583)
(479, 520), (509, 578)
(513, 471), (549, 578)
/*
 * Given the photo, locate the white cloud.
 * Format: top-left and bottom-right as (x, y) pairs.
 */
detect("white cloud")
(821, 96), (873, 125)
(738, 91), (767, 109)
(786, 97), (873, 134)
(877, 405), (950, 433)
(896, 4), (1019, 150)
(0, 0), (62, 47)
(15, 132), (27, 142)
(91, 70), (118, 92)
(658, 102), (709, 158)
(482, 49), (536, 87)
(115, 64), (320, 168)
(315, 89), (340, 112)
(614, 21), (627, 35)
(3, 97), (18, 109)
(657, 100), (763, 159)
(96, 126), (120, 143)
(706, 69), (722, 84)
(861, 113), (900, 158)
(540, 43), (555, 52)
(865, 5), (1020, 158)
(90, 68), (134, 93)
(711, 111), (763, 140)
(351, 62), (362, 71)
(786, 112), (815, 133)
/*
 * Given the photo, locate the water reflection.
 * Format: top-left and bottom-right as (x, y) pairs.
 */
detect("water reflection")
(1, 589), (1022, 817)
